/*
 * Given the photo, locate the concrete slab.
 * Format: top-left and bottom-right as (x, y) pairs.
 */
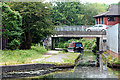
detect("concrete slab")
(47, 50), (59, 54)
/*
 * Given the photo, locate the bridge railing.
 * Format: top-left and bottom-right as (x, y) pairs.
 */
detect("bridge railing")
(54, 25), (93, 31)
(54, 25), (112, 31)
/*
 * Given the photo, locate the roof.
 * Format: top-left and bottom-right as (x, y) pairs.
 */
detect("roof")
(93, 5), (120, 18)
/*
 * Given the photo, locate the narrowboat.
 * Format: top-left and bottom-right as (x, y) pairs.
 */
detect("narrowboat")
(67, 42), (84, 53)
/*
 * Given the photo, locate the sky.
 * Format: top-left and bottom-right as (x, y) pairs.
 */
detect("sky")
(44, 0), (120, 4)
(80, 0), (119, 4)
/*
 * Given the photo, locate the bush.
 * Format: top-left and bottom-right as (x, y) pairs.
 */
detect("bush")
(31, 46), (47, 54)
(6, 39), (21, 50)
(92, 43), (97, 50)
(64, 42), (69, 48)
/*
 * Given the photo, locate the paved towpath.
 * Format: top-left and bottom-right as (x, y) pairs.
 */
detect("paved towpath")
(43, 53), (67, 63)
(32, 50), (68, 63)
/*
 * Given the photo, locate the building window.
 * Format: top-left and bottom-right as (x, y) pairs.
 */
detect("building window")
(99, 18), (100, 24)
(107, 17), (115, 21)
(96, 18), (98, 24)
(102, 17), (103, 24)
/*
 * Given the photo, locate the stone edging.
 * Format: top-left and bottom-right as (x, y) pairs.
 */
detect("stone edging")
(1, 63), (56, 73)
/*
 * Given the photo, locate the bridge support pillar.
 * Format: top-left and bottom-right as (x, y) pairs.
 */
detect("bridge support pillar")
(99, 37), (103, 51)
(51, 37), (55, 50)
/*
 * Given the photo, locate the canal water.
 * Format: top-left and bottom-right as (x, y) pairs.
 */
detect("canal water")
(2, 51), (120, 79)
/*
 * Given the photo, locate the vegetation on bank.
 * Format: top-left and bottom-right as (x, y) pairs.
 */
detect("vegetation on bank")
(83, 51), (96, 60)
(56, 38), (96, 50)
(0, 46), (47, 65)
(0, 46), (80, 66)
(102, 52), (120, 65)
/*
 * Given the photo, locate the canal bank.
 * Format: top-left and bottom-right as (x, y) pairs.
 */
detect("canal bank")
(29, 51), (120, 79)
(38, 51), (119, 79)
(1, 50), (81, 79)
(2, 51), (120, 79)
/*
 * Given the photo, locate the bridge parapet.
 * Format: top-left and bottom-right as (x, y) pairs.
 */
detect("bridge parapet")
(55, 31), (106, 35)
(54, 25), (93, 31)
(54, 25), (112, 32)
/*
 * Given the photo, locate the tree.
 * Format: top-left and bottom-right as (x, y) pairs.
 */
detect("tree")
(82, 3), (108, 25)
(50, 2), (84, 25)
(50, 2), (108, 25)
(7, 2), (54, 49)
(2, 2), (23, 50)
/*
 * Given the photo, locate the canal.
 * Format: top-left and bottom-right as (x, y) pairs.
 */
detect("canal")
(3, 51), (120, 79)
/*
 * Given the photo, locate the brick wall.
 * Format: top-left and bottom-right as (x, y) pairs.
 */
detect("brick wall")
(95, 17), (120, 25)
(108, 17), (120, 25)
(107, 49), (120, 60)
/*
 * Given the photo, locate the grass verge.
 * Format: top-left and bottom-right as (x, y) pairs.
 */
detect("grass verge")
(0, 46), (47, 65)
(83, 51), (96, 60)
(63, 53), (80, 65)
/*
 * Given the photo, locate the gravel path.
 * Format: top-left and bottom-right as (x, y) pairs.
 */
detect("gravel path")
(47, 51), (59, 55)
(32, 50), (68, 63)
(43, 54), (67, 63)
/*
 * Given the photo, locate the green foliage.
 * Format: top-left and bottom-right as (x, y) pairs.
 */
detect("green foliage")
(7, 39), (20, 50)
(50, 2), (84, 25)
(103, 51), (107, 54)
(113, 60), (120, 64)
(64, 42), (69, 48)
(31, 46), (47, 53)
(110, 57), (120, 65)
(57, 42), (65, 48)
(7, 2), (54, 49)
(56, 38), (96, 50)
(2, 2), (23, 50)
(83, 3), (108, 25)
(50, 2), (108, 25)
(1, 46), (47, 65)
(103, 52), (120, 65)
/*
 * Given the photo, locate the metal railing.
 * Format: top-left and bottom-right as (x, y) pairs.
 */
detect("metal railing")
(54, 25), (93, 31)
(54, 25), (112, 31)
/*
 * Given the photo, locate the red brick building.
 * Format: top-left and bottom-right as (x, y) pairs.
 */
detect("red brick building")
(93, 5), (120, 25)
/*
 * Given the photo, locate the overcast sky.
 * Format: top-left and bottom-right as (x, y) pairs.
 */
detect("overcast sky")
(81, 0), (119, 4)
(45, 0), (119, 4)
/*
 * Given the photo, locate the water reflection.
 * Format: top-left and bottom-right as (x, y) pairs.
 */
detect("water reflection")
(42, 51), (119, 78)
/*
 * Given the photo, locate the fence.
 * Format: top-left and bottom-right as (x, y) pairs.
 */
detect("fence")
(106, 24), (119, 54)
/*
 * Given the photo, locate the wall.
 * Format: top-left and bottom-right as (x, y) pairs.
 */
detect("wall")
(108, 17), (120, 25)
(118, 24), (120, 54)
(107, 24), (119, 54)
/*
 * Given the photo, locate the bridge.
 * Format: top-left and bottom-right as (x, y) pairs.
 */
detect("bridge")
(45, 26), (107, 51)
(54, 31), (106, 37)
